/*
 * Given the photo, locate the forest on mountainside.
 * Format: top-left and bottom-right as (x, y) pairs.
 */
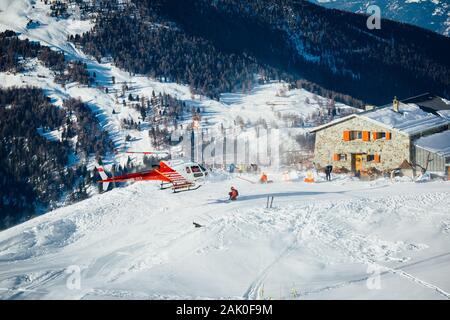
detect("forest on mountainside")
(68, 0), (450, 105)
(69, 0), (364, 107)
(0, 88), (113, 229)
(155, 0), (450, 104)
(1, 30), (92, 86)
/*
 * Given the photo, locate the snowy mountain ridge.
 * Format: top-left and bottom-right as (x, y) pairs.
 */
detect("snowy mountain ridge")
(311, 0), (450, 36)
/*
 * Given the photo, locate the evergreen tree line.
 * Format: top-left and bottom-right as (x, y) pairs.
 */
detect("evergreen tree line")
(1, 30), (91, 86)
(150, 0), (450, 105)
(69, 4), (267, 100)
(52, 0), (364, 107)
(64, 98), (115, 161)
(66, 0), (450, 106)
(0, 30), (64, 73)
(0, 88), (112, 229)
(55, 61), (91, 85)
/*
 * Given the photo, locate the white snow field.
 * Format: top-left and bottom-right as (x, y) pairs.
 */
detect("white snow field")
(0, 175), (449, 300)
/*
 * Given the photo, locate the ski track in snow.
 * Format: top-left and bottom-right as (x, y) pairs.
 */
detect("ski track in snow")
(297, 251), (450, 299)
(0, 177), (449, 299)
(243, 203), (315, 299)
(241, 190), (450, 299)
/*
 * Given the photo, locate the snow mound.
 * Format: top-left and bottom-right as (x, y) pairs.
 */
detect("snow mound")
(0, 219), (77, 262)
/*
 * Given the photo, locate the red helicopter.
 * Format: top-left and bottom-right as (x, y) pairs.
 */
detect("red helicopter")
(96, 158), (208, 193)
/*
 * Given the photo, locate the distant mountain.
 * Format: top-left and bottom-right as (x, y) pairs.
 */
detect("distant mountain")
(309, 0), (450, 36)
(137, 0), (450, 104)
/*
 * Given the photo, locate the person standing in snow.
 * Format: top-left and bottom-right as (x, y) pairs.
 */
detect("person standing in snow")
(229, 187), (239, 201)
(259, 172), (268, 184)
(325, 165), (333, 181)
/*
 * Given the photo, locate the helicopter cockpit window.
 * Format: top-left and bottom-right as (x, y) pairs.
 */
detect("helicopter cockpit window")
(186, 167), (191, 173)
(191, 166), (203, 177)
(191, 166), (201, 173)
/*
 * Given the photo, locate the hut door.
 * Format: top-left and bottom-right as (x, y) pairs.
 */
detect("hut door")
(352, 154), (363, 172)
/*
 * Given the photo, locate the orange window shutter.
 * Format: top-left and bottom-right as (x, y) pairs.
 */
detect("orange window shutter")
(362, 131), (370, 141)
(386, 132), (391, 140)
(333, 153), (340, 161)
(374, 154), (380, 163)
(343, 131), (350, 141)
(373, 132), (378, 140)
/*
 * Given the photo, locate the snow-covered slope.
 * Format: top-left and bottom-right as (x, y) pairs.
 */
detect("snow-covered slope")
(311, 0), (450, 36)
(0, 175), (449, 299)
(1, 0), (449, 301)
(0, 0), (351, 169)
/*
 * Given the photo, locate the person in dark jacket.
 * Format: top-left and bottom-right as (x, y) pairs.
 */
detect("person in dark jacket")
(229, 187), (239, 200)
(325, 165), (333, 181)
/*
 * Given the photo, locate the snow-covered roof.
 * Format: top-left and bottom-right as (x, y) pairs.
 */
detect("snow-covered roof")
(414, 130), (450, 158)
(437, 109), (450, 120)
(360, 102), (450, 136)
(402, 93), (450, 115)
(311, 101), (450, 136)
(309, 114), (357, 133)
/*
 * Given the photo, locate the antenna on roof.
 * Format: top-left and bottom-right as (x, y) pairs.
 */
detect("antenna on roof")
(393, 96), (400, 112)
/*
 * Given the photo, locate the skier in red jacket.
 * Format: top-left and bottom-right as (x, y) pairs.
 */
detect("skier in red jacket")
(229, 187), (239, 201)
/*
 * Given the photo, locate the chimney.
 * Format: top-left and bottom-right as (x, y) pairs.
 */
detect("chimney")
(393, 96), (399, 112)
